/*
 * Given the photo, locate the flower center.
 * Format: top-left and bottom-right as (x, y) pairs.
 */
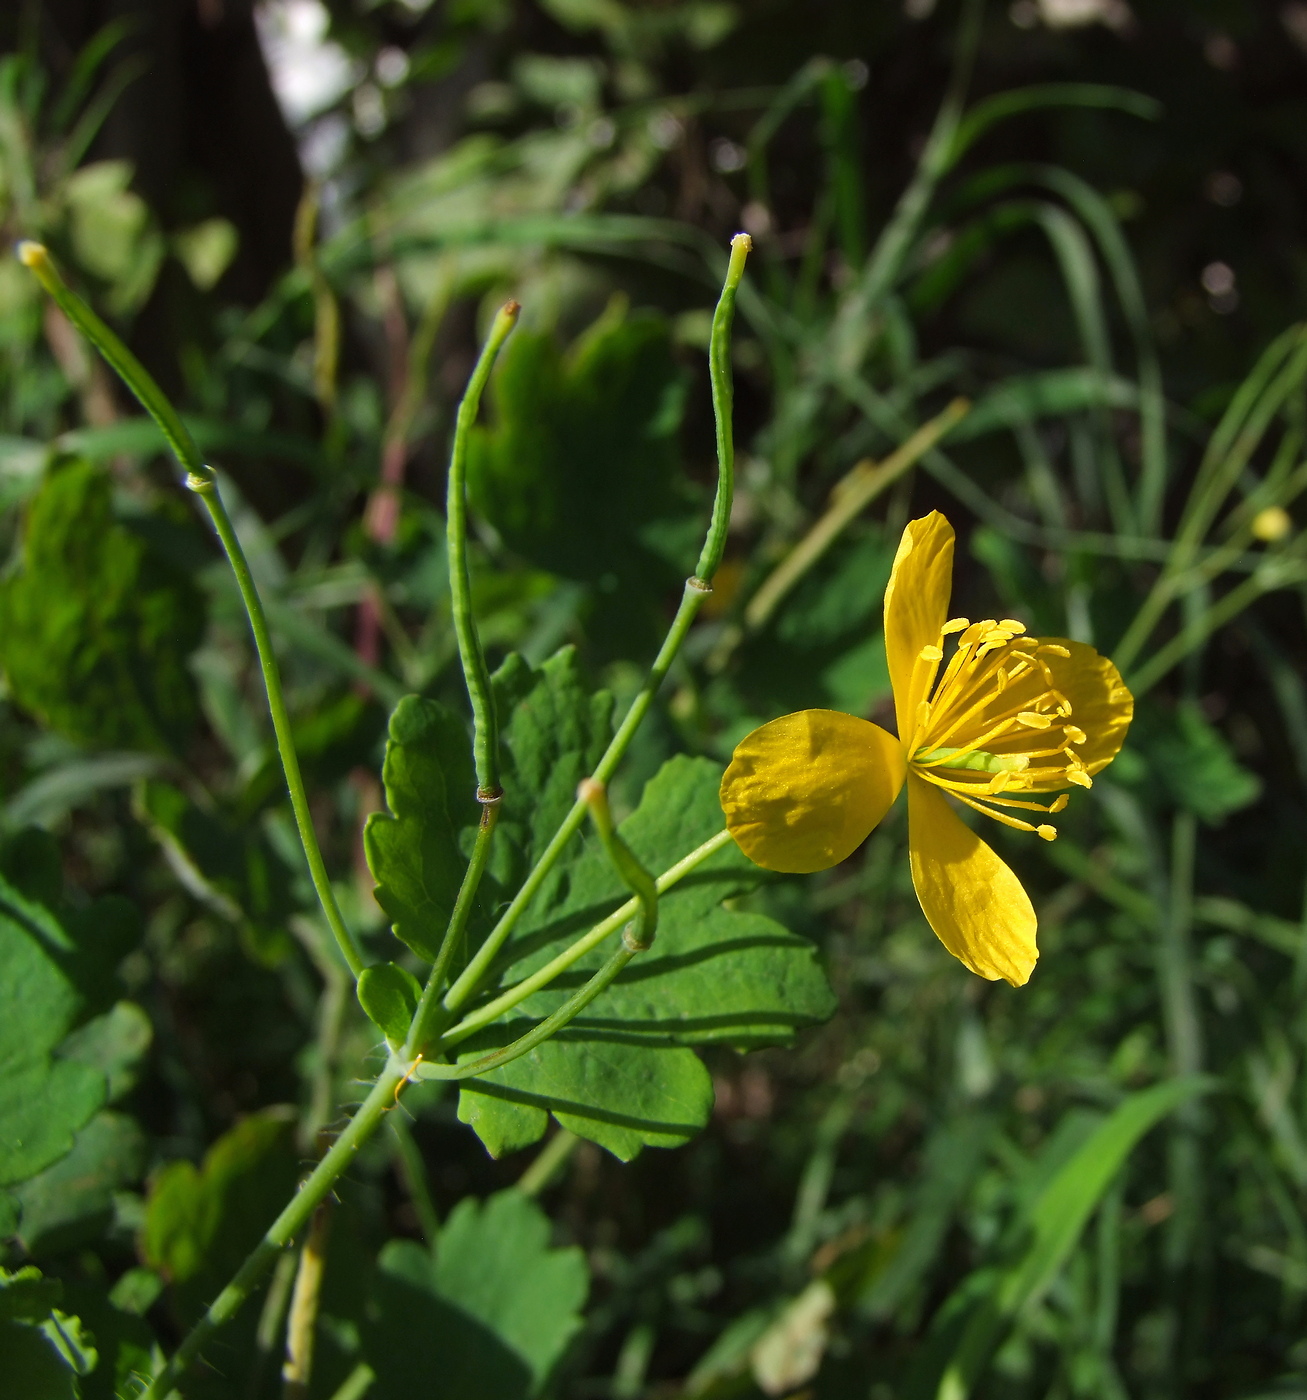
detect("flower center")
(905, 617), (1091, 842)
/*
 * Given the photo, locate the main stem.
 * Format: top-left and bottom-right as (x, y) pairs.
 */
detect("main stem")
(141, 1065), (406, 1400)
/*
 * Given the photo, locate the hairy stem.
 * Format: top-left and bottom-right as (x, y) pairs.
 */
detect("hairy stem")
(141, 1065), (406, 1400)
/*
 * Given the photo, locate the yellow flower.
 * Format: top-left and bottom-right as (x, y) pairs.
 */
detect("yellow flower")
(720, 511), (1133, 986)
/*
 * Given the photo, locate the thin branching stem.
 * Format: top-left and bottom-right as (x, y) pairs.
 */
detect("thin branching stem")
(442, 829), (733, 1047)
(17, 242), (365, 979)
(442, 238), (750, 1016)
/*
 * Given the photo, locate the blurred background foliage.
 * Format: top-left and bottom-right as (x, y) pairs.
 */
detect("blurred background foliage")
(4, 0), (1307, 1396)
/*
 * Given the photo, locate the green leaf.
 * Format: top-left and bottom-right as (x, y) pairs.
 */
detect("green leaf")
(365, 1188), (588, 1400)
(14, 1111), (147, 1257)
(141, 1107), (298, 1323)
(0, 1266), (98, 1400)
(459, 1039), (715, 1161)
(458, 755), (835, 1159)
(467, 303), (691, 590)
(357, 962), (423, 1045)
(0, 877), (108, 1189)
(0, 458), (206, 753)
(61, 1279), (157, 1400)
(490, 648), (614, 892)
(365, 695), (478, 961)
(906, 1077), (1212, 1400)
(1149, 700), (1263, 824)
(59, 1001), (152, 1104)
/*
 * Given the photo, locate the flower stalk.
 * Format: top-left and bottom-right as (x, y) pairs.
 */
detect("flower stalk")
(16, 242), (365, 980)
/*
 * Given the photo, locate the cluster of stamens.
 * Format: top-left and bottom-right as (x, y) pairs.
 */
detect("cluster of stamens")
(906, 617), (1093, 842)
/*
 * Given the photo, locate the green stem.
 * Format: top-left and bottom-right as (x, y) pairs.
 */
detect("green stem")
(579, 778), (658, 948)
(388, 1114), (440, 1247)
(449, 301), (520, 794)
(17, 243), (363, 979)
(829, 0), (981, 369)
(18, 242), (208, 484)
(419, 944), (637, 1081)
(440, 605), (709, 1018)
(1127, 552), (1307, 696)
(442, 829), (733, 1047)
(326, 1362), (375, 1400)
(517, 1129), (579, 1197)
(404, 800), (501, 1055)
(195, 482), (365, 977)
(442, 235), (750, 1016)
(141, 1065), (406, 1400)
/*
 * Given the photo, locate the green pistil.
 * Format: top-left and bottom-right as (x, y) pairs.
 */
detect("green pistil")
(913, 746), (1029, 773)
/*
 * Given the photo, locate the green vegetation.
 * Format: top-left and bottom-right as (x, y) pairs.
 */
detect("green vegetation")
(1, 1), (1306, 1396)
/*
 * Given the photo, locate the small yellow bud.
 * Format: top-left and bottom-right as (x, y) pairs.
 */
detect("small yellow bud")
(1252, 505), (1293, 542)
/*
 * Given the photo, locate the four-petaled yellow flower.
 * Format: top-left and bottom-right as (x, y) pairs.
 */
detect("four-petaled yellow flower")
(720, 512), (1133, 987)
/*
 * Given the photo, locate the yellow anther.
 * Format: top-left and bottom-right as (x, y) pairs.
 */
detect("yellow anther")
(1039, 643), (1071, 658)
(987, 771), (1012, 794)
(919, 644), (944, 662)
(1017, 711), (1053, 729)
(1037, 825), (1057, 841)
(1064, 725), (1086, 744)
(941, 617), (971, 634)
(1067, 769), (1093, 789)
(999, 619), (1027, 633)
(917, 699), (931, 728)
(995, 668), (1009, 692)
(1050, 794), (1069, 813)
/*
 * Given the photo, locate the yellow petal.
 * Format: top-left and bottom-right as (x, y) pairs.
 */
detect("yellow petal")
(979, 639), (1134, 789)
(906, 773), (1038, 986)
(883, 512), (955, 745)
(721, 711), (905, 874)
